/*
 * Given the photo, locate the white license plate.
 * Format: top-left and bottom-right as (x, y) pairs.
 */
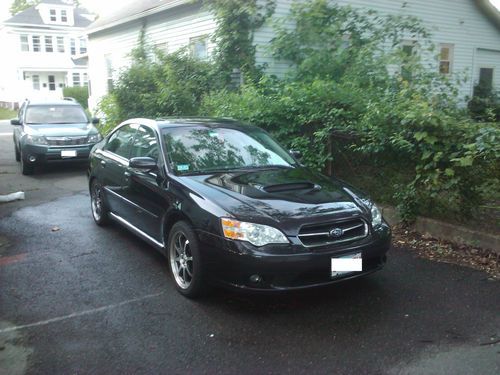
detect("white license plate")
(61, 150), (77, 158)
(331, 252), (362, 277)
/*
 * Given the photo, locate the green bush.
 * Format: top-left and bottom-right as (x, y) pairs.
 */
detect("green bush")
(100, 0), (499, 225)
(63, 86), (89, 109)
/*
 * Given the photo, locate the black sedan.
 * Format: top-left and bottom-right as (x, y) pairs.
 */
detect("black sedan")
(88, 118), (391, 297)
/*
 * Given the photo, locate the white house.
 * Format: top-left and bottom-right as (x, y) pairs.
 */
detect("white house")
(86, 0), (500, 112)
(0, 0), (95, 109)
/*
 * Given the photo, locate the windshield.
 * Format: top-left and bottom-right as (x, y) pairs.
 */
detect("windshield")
(25, 105), (88, 124)
(162, 126), (297, 175)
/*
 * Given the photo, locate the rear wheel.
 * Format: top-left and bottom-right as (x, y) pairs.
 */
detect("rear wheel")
(90, 179), (110, 225)
(168, 221), (207, 298)
(20, 150), (34, 175)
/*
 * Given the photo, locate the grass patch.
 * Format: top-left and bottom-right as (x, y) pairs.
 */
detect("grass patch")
(0, 108), (16, 120)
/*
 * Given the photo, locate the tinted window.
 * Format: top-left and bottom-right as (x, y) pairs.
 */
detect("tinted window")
(104, 124), (138, 159)
(130, 126), (159, 160)
(162, 126), (296, 175)
(25, 105), (87, 124)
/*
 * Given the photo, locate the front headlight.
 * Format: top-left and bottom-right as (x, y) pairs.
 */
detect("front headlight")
(87, 133), (102, 143)
(25, 134), (48, 145)
(221, 218), (289, 247)
(371, 204), (383, 226)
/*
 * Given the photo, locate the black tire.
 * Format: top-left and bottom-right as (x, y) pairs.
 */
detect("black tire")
(90, 179), (110, 226)
(20, 151), (34, 175)
(167, 221), (207, 298)
(15, 145), (20, 162)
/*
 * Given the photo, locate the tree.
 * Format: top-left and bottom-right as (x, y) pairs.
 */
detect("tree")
(9, 0), (38, 15)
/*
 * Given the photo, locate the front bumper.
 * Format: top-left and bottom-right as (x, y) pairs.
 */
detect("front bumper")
(21, 144), (95, 164)
(197, 223), (391, 292)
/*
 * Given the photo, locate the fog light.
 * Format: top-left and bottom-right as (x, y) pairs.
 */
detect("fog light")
(249, 274), (262, 284)
(28, 155), (36, 162)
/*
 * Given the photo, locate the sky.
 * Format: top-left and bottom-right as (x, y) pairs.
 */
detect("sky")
(0, 0), (499, 22)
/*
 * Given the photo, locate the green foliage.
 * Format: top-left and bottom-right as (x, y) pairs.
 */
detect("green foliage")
(204, 0), (276, 85)
(468, 83), (500, 122)
(9, 0), (37, 15)
(0, 107), (17, 120)
(63, 86), (89, 109)
(97, 44), (216, 133)
(101, 0), (499, 224)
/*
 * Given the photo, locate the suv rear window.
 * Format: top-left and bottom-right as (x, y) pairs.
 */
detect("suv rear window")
(25, 105), (88, 124)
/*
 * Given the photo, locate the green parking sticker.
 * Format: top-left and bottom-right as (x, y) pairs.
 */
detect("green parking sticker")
(176, 164), (190, 172)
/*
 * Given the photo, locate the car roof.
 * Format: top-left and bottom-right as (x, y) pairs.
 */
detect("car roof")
(26, 100), (82, 107)
(155, 117), (252, 129)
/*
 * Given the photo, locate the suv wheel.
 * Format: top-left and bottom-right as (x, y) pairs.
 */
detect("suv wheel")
(20, 151), (34, 175)
(90, 180), (110, 225)
(168, 221), (207, 298)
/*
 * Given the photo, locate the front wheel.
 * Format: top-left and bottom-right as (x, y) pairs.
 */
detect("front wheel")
(20, 150), (34, 175)
(90, 179), (110, 226)
(168, 221), (207, 298)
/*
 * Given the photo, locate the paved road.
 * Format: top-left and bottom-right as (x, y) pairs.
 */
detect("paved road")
(0, 119), (498, 375)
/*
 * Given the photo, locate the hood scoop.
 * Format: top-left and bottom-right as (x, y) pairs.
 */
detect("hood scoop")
(261, 182), (321, 193)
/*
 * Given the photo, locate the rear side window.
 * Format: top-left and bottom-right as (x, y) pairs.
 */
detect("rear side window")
(104, 124), (139, 159)
(130, 126), (159, 160)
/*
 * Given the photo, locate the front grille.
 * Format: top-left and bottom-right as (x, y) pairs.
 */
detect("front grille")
(46, 136), (88, 146)
(298, 218), (368, 247)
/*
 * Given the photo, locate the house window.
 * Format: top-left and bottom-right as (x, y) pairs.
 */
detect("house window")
(50, 9), (56, 22)
(57, 37), (65, 53)
(70, 38), (76, 55)
(32, 75), (40, 90)
(32, 36), (41, 52)
(61, 10), (67, 22)
(45, 36), (53, 53)
(20, 35), (29, 52)
(72, 73), (81, 87)
(439, 44), (453, 74)
(79, 38), (87, 54)
(83, 73), (88, 87)
(401, 41), (416, 81)
(190, 36), (208, 59)
(105, 54), (114, 92)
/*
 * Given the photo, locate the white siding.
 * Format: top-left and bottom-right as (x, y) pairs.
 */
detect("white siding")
(87, 2), (216, 111)
(254, 0), (500, 101)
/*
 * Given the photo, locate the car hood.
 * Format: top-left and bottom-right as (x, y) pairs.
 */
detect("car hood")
(25, 123), (99, 136)
(180, 167), (369, 233)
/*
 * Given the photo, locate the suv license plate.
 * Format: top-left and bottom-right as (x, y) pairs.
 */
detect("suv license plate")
(61, 150), (77, 158)
(331, 252), (362, 277)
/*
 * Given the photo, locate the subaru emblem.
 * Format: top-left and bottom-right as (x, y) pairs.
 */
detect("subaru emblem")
(329, 228), (344, 238)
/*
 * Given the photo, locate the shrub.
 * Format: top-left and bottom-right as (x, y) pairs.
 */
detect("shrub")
(63, 86), (89, 109)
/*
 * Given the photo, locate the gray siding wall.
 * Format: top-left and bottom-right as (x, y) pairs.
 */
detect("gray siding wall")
(254, 0), (500, 101)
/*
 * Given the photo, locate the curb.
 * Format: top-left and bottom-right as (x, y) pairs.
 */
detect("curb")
(380, 206), (500, 254)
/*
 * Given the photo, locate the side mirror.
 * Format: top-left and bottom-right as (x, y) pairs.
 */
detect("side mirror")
(10, 118), (21, 126)
(289, 150), (302, 159)
(91, 118), (100, 125)
(129, 157), (157, 171)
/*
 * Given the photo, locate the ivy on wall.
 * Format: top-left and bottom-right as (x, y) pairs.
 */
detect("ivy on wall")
(204, 0), (276, 85)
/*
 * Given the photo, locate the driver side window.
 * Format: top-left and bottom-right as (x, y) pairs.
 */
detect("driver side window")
(103, 124), (139, 159)
(130, 125), (159, 160)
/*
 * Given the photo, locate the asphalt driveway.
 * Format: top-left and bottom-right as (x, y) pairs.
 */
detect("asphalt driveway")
(0, 120), (498, 375)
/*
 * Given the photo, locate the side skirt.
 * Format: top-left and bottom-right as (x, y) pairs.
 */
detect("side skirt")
(109, 212), (165, 250)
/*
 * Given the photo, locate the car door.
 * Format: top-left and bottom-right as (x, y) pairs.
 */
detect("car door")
(98, 123), (139, 218)
(122, 125), (169, 242)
